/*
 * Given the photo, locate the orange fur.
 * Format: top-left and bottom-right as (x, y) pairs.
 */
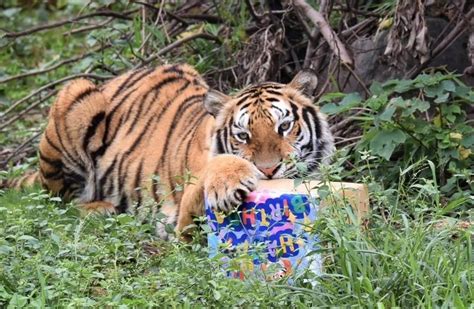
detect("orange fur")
(8, 64), (334, 240)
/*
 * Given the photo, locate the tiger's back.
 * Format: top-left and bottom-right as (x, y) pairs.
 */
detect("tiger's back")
(38, 64), (212, 223)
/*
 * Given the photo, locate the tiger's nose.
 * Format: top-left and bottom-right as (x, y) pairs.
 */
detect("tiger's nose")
(257, 165), (278, 178)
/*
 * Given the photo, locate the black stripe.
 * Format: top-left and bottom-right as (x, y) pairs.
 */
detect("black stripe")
(122, 93), (150, 131)
(267, 97), (281, 102)
(235, 94), (251, 106)
(163, 64), (184, 75)
(53, 118), (86, 173)
(67, 87), (99, 113)
(83, 112), (105, 152)
(295, 125), (301, 138)
(176, 109), (207, 183)
(240, 102), (252, 110)
(117, 195), (128, 213)
(184, 112), (208, 167)
(156, 95), (205, 159)
(174, 95), (203, 119)
(44, 133), (62, 154)
(126, 79), (191, 136)
(304, 107), (321, 139)
(262, 109), (273, 119)
(98, 156), (118, 198)
(116, 153), (128, 201)
(151, 95), (204, 196)
(105, 68), (159, 143)
(39, 151), (62, 169)
(90, 144), (106, 162)
(125, 112), (157, 154)
(63, 170), (86, 183)
(260, 83), (283, 89)
(271, 104), (284, 114)
(150, 75), (183, 94)
(221, 127), (229, 153)
(265, 89), (283, 96)
(215, 128), (225, 154)
(133, 159), (144, 208)
(301, 110), (315, 154)
(108, 75), (184, 140)
(290, 101), (300, 121)
(105, 91), (136, 143)
(40, 167), (63, 180)
(110, 67), (151, 102)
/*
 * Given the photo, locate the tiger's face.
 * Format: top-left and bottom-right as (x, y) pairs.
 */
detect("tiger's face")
(204, 71), (334, 179)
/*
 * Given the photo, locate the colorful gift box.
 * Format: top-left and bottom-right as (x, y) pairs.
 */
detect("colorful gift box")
(205, 180), (368, 282)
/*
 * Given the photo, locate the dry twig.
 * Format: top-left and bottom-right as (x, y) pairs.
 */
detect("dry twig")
(136, 32), (220, 69)
(0, 44), (112, 84)
(0, 73), (111, 120)
(293, 0), (354, 67)
(3, 9), (138, 39)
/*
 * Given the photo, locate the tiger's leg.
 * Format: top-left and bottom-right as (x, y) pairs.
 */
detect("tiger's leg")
(176, 154), (259, 236)
(3, 171), (40, 189)
(79, 201), (116, 215)
(39, 78), (108, 202)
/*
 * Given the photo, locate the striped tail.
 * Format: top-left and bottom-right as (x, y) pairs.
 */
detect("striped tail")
(1, 171), (41, 190)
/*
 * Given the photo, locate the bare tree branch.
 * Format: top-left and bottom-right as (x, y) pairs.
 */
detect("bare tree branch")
(408, 7), (474, 78)
(0, 90), (58, 131)
(3, 9), (138, 39)
(64, 18), (114, 35)
(1, 131), (43, 167)
(135, 33), (221, 69)
(0, 44), (112, 84)
(0, 73), (112, 120)
(293, 0), (354, 67)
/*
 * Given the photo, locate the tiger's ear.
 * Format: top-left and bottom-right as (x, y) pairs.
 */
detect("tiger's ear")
(204, 89), (230, 117)
(288, 70), (318, 97)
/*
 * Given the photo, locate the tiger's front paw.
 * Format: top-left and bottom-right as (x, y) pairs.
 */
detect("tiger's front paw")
(204, 155), (258, 213)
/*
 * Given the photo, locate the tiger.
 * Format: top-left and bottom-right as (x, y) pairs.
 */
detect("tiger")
(5, 64), (334, 239)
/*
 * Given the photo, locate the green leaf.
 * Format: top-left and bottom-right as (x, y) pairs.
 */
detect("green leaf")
(0, 245), (13, 255)
(441, 80), (456, 92)
(369, 128), (406, 160)
(378, 105), (396, 121)
(393, 80), (414, 93)
(8, 294), (28, 308)
(317, 92), (345, 104)
(434, 92), (449, 103)
(369, 82), (384, 95)
(461, 134), (474, 147)
(18, 235), (39, 242)
(320, 93), (362, 115)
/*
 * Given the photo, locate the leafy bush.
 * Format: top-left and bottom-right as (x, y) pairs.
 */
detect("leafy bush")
(321, 72), (473, 210)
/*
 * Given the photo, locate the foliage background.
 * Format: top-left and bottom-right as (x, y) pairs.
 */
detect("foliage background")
(0, 0), (473, 307)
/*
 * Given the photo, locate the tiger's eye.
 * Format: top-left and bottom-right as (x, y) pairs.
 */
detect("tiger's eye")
(279, 122), (291, 132)
(236, 132), (249, 141)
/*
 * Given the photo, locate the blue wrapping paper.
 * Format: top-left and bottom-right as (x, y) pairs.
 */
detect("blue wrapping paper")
(206, 189), (321, 281)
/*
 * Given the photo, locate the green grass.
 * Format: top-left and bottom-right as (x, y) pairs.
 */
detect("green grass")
(0, 182), (472, 307)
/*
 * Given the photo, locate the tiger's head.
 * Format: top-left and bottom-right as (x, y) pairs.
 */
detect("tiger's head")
(204, 71), (335, 179)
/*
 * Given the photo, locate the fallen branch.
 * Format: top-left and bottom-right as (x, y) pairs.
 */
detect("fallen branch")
(0, 73), (112, 120)
(1, 131), (43, 167)
(293, 0), (354, 67)
(0, 90), (58, 131)
(180, 14), (224, 24)
(64, 18), (114, 35)
(0, 43), (112, 84)
(135, 32), (221, 69)
(3, 9), (137, 39)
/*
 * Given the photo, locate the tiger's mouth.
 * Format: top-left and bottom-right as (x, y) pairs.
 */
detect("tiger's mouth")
(254, 161), (300, 180)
